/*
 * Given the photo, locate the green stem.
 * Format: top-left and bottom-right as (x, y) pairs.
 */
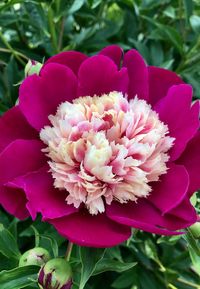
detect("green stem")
(48, 7), (58, 54)
(58, 17), (65, 51)
(168, 284), (177, 289)
(177, 278), (200, 289)
(65, 242), (73, 261)
(0, 31), (26, 65)
(0, 47), (29, 61)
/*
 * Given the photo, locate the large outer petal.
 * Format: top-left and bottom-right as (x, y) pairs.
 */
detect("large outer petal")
(23, 166), (77, 220)
(0, 140), (46, 219)
(123, 49), (149, 101)
(177, 131), (200, 193)
(1, 185), (29, 220)
(19, 63), (77, 131)
(148, 66), (184, 106)
(77, 55), (129, 97)
(0, 106), (37, 153)
(43, 51), (87, 75)
(106, 199), (181, 235)
(99, 45), (123, 68)
(107, 197), (196, 235)
(165, 197), (197, 230)
(148, 164), (189, 214)
(155, 85), (200, 160)
(47, 212), (131, 247)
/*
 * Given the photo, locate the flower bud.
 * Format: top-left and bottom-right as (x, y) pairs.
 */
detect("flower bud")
(189, 222), (200, 239)
(19, 247), (50, 267)
(38, 258), (72, 289)
(25, 59), (42, 77)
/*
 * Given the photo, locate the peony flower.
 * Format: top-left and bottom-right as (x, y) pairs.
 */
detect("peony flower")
(0, 45), (199, 247)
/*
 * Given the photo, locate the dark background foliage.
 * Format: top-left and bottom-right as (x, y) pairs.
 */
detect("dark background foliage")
(0, 1), (200, 288)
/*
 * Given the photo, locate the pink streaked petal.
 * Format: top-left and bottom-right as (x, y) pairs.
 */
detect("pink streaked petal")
(77, 55), (129, 97)
(177, 131), (200, 193)
(48, 211), (131, 247)
(99, 45), (123, 68)
(148, 164), (189, 214)
(43, 51), (87, 75)
(23, 166), (77, 220)
(0, 139), (46, 219)
(106, 199), (183, 235)
(19, 63), (77, 131)
(0, 106), (37, 153)
(148, 66), (184, 106)
(123, 49), (149, 101)
(155, 85), (200, 160)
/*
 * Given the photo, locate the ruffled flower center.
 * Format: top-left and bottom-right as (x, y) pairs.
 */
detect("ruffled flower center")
(40, 92), (174, 215)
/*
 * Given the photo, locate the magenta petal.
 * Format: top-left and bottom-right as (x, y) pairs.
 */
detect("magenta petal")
(123, 49), (149, 101)
(0, 139), (46, 184)
(2, 167), (30, 219)
(148, 164), (189, 214)
(164, 198), (197, 230)
(0, 187), (29, 220)
(0, 106), (37, 153)
(99, 45), (123, 68)
(48, 212), (131, 247)
(77, 55), (129, 97)
(23, 166), (77, 220)
(107, 199), (182, 236)
(43, 51), (87, 75)
(155, 85), (200, 160)
(148, 66), (184, 106)
(178, 131), (200, 193)
(19, 63), (77, 131)
(0, 139), (46, 219)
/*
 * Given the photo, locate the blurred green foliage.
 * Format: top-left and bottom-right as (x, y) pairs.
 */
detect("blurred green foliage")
(1, 0), (200, 113)
(0, 0), (200, 288)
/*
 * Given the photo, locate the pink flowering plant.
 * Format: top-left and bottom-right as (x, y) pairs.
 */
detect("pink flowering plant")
(0, 45), (200, 288)
(0, 1), (200, 289)
(1, 45), (200, 247)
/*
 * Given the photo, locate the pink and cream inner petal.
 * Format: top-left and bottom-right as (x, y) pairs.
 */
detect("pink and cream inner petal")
(40, 92), (174, 215)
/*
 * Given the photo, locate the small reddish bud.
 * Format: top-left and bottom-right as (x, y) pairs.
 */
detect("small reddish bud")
(38, 258), (72, 289)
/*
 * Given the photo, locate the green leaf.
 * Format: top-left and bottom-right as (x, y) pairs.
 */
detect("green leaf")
(93, 259), (137, 275)
(163, 6), (176, 19)
(0, 224), (21, 260)
(183, 0), (194, 25)
(79, 247), (106, 289)
(139, 269), (164, 289)
(8, 218), (19, 239)
(142, 15), (184, 54)
(184, 229), (200, 256)
(0, 210), (9, 227)
(160, 59), (174, 69)
(144, 239), (165, 271)
(39, 234), (58, 258)
(106, 246), (123, 262)
(68, 0), (85, 14)
(157, 235), (181, 245)
(111, 269), (136, 289)
(188, 247), (200, 276)
(190, 15), (200, 33)
(0, 266), (39, 289)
